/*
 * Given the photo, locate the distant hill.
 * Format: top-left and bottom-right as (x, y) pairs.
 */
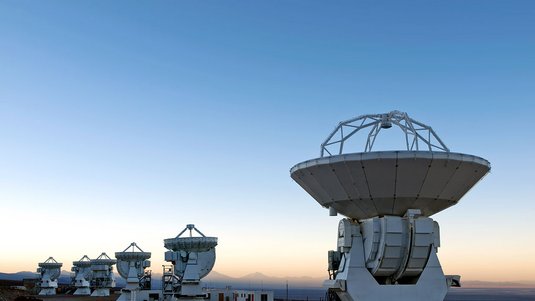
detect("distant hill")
(0, 271), (38, 281)
(0, 270), (322, 289)
(0, 270), (73, 285)
(463, 280), (535, 288)
(2, 270), (533, 289)
(147, 271), (323, 290)
(204, 271), (323, 289)
(0, 270), (126, 287)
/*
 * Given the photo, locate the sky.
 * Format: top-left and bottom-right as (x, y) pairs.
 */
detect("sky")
(0, 0), (534, 284)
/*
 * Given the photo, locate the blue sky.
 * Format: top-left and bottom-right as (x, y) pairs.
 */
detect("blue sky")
(0, 1), (534, 281)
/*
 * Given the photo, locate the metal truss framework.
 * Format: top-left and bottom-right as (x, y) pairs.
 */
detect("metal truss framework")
(320, 110), (449, 157)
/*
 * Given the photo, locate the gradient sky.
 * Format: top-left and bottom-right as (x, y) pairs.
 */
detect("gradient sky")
(0, 1), (534, 283)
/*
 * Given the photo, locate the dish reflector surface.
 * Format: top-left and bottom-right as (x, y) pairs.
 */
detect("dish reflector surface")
(291, 151), (490, 219)
(164, 237), (218, 252)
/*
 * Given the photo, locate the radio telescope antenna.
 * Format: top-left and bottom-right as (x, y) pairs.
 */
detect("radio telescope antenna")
(37, 257), (62, 296)
(115, 242), (152, 301)
(162, 224), (218, 301)
(71, 255), (92, 295)
(90, 252), (117, 297)
(291, 111), (490, 301)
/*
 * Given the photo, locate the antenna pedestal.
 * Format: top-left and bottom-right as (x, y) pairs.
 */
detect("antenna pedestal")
(73, 286), (91, 296)
(325, 216), (448, 301)
(91, 288), (111, 297)
(38, 287), (58, 296)
(116, 262), (145, 301)
(72, 275), (91, 296)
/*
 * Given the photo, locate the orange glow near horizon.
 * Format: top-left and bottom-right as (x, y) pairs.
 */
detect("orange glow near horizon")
(2, 217), (534, 284)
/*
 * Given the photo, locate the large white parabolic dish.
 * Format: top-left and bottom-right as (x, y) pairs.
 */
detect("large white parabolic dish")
(291, 151), (490, 220)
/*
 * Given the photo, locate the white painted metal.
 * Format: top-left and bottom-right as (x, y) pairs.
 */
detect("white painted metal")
(71, 255), (92, 295)
(90, 252), (117, 297)
(163, 224), (218, 300)
(291, 151), (490, 220)
(115, 242), (152, 301)
(291, 111), (490, 301)
(37, 257), (62, 296)
(320, 110), (449, 156)
(324, 219), (448, 301)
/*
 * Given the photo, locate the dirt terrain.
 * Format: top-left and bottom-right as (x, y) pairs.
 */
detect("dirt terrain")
(0, 290), (118, 301)
(0, 280), (117, 301)
(35, 295), (118, 301)
(0, 288), (29, 301)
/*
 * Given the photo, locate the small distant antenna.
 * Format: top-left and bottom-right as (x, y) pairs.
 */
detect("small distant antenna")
(115, 242), (152, 300)
(37, 257), (62, 296)
(163, 224), (218, 298)
(72, 255), (92, 296)
(90, 252), (116, 297)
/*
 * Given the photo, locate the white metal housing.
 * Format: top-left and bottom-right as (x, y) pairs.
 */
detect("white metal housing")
(291, 151), (490, 219)
(115, 242), (152, 301)
(37, 257), (62, 296)
(163, 224), (218, 300)
(90, 252), (117, 297)
(71, 255), (92, 295)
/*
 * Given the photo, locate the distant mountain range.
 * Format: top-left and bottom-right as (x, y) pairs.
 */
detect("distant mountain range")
(0, 270), (322, 289)
(462, 280), (535, 288)
(0, 271), (37, 281)
(203, 271), (324, 289)
(1, 270), (534, 289)
(0, 271), (126, 287)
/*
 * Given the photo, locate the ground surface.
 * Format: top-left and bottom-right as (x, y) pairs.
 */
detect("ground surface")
(0, 290), (118, 301)
(272, 288), (535, 301)
(0, 288), (27, 301)
(37, 296), (118, 301)
(2, 288), (535, 301)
